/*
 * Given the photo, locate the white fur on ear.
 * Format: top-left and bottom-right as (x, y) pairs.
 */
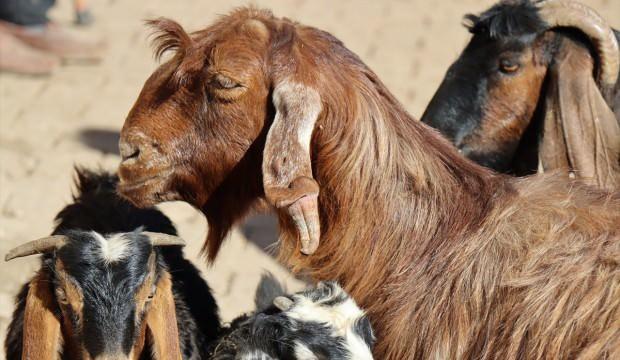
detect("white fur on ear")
(262, 81), (323, 255)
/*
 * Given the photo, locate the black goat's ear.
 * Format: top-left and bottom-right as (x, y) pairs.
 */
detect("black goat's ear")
(145, 272), (182, 360)
(254, 272), (287, 311)
(538, 37), (620, 189)
(22, 270), (62, 359)
(354, 315), (376, 349)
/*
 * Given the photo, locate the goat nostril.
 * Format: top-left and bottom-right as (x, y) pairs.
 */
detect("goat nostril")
(119, 141), (140, 162)
(127, 148), (140, 160)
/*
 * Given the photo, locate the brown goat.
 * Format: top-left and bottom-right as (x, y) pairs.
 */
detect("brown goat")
(118, 8), (620, 359)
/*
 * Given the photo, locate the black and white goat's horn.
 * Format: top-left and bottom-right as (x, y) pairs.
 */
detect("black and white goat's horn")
(537, 0), (619, 98)
(5, 235), (68, 261)
(273, 296), (294, 311)
(143, 231), (186, 247)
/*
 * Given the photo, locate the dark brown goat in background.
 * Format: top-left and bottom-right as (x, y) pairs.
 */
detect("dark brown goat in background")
(422, 0), (620, 189)
(117, 7), (620, 359)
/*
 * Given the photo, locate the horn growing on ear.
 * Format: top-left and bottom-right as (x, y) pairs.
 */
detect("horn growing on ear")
(262, 81), (322, 255)
(144, 272), (182, 360)
(5, 235), (68, 261)
(537, 0), (619, 101)
(22, 270), (62, 359)
(143, 232), (186, 247)
(539, 38), (620, 189)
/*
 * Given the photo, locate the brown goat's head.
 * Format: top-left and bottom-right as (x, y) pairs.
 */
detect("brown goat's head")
(5, 231), (185, 360)
(119, 9), (330, 257)
(119, 15), (271, 207)
(421, 0), (619, 181)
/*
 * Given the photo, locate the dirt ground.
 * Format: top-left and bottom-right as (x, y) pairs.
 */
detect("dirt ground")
(1, 0), (618, 355)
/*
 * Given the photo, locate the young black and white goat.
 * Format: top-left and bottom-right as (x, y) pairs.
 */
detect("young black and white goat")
(4, 169), (220, 360)
(211, 275), (375, 360)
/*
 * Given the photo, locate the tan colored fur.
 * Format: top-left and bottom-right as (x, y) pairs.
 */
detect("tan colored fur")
(144, 272), (182, 360)
(23, 270), (62, 359)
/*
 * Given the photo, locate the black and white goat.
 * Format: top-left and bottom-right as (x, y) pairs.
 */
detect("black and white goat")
(211, 275), (375, 360)
(4, 168), (220, 360)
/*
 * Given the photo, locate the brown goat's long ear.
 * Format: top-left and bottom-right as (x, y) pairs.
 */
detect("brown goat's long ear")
(539, 38), (620, 189)
(22, 270), (62, 359)
(145, 272), (182, 360)
(262, 81), (322, 255)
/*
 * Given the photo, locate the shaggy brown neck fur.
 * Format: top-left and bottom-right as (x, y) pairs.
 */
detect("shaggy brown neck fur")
(201, 129), (268, 258)
(280, 64), (504, 275)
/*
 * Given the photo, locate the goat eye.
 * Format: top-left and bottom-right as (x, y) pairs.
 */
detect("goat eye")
(146, 284), (157, 302)
(56, 289), (68, 304)
(212, 74), (241, 89)
(499, 59), (519, 74)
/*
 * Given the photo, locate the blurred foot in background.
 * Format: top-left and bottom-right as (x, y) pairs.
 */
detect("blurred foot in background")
(74, 0), (94, 26)
(0, 0), (105, 75)
(0, 31), (60, 75)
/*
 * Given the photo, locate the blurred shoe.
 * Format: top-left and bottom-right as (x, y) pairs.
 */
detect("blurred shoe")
(0, 31), (60, 75)
(75, 10), (95, 26)
(0, 20), (106, 62)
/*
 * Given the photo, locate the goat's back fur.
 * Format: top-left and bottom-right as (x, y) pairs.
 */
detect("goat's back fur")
(379, 175), (620, 359)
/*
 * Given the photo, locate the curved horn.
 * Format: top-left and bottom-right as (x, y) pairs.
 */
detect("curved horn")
(5, 235), (68, 261)
(273, 296), (294, 311)
(143, 232), (186, 247)
(537, 0), (619, 97)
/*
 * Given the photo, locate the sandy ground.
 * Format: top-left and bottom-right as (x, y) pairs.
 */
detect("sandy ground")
(1, 0), (618, 356)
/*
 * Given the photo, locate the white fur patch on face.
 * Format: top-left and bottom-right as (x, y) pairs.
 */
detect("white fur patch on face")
(286, 283), (374, 360)
(294, 342), (318, 360)
(91, 232), (131, 264)
(239, 349), (276, 360)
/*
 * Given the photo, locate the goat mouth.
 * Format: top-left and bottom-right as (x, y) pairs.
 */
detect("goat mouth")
(117, 167), (175, 203)
(118, 173), (166, 190)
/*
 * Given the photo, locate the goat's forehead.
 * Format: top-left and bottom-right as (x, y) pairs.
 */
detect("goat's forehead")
(57, 231), (153, 279)
(90, 232), (133, 262)
(146, 23), (271, 90)
(190, 15), (272, 51)
(467, 31), (532, 53)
